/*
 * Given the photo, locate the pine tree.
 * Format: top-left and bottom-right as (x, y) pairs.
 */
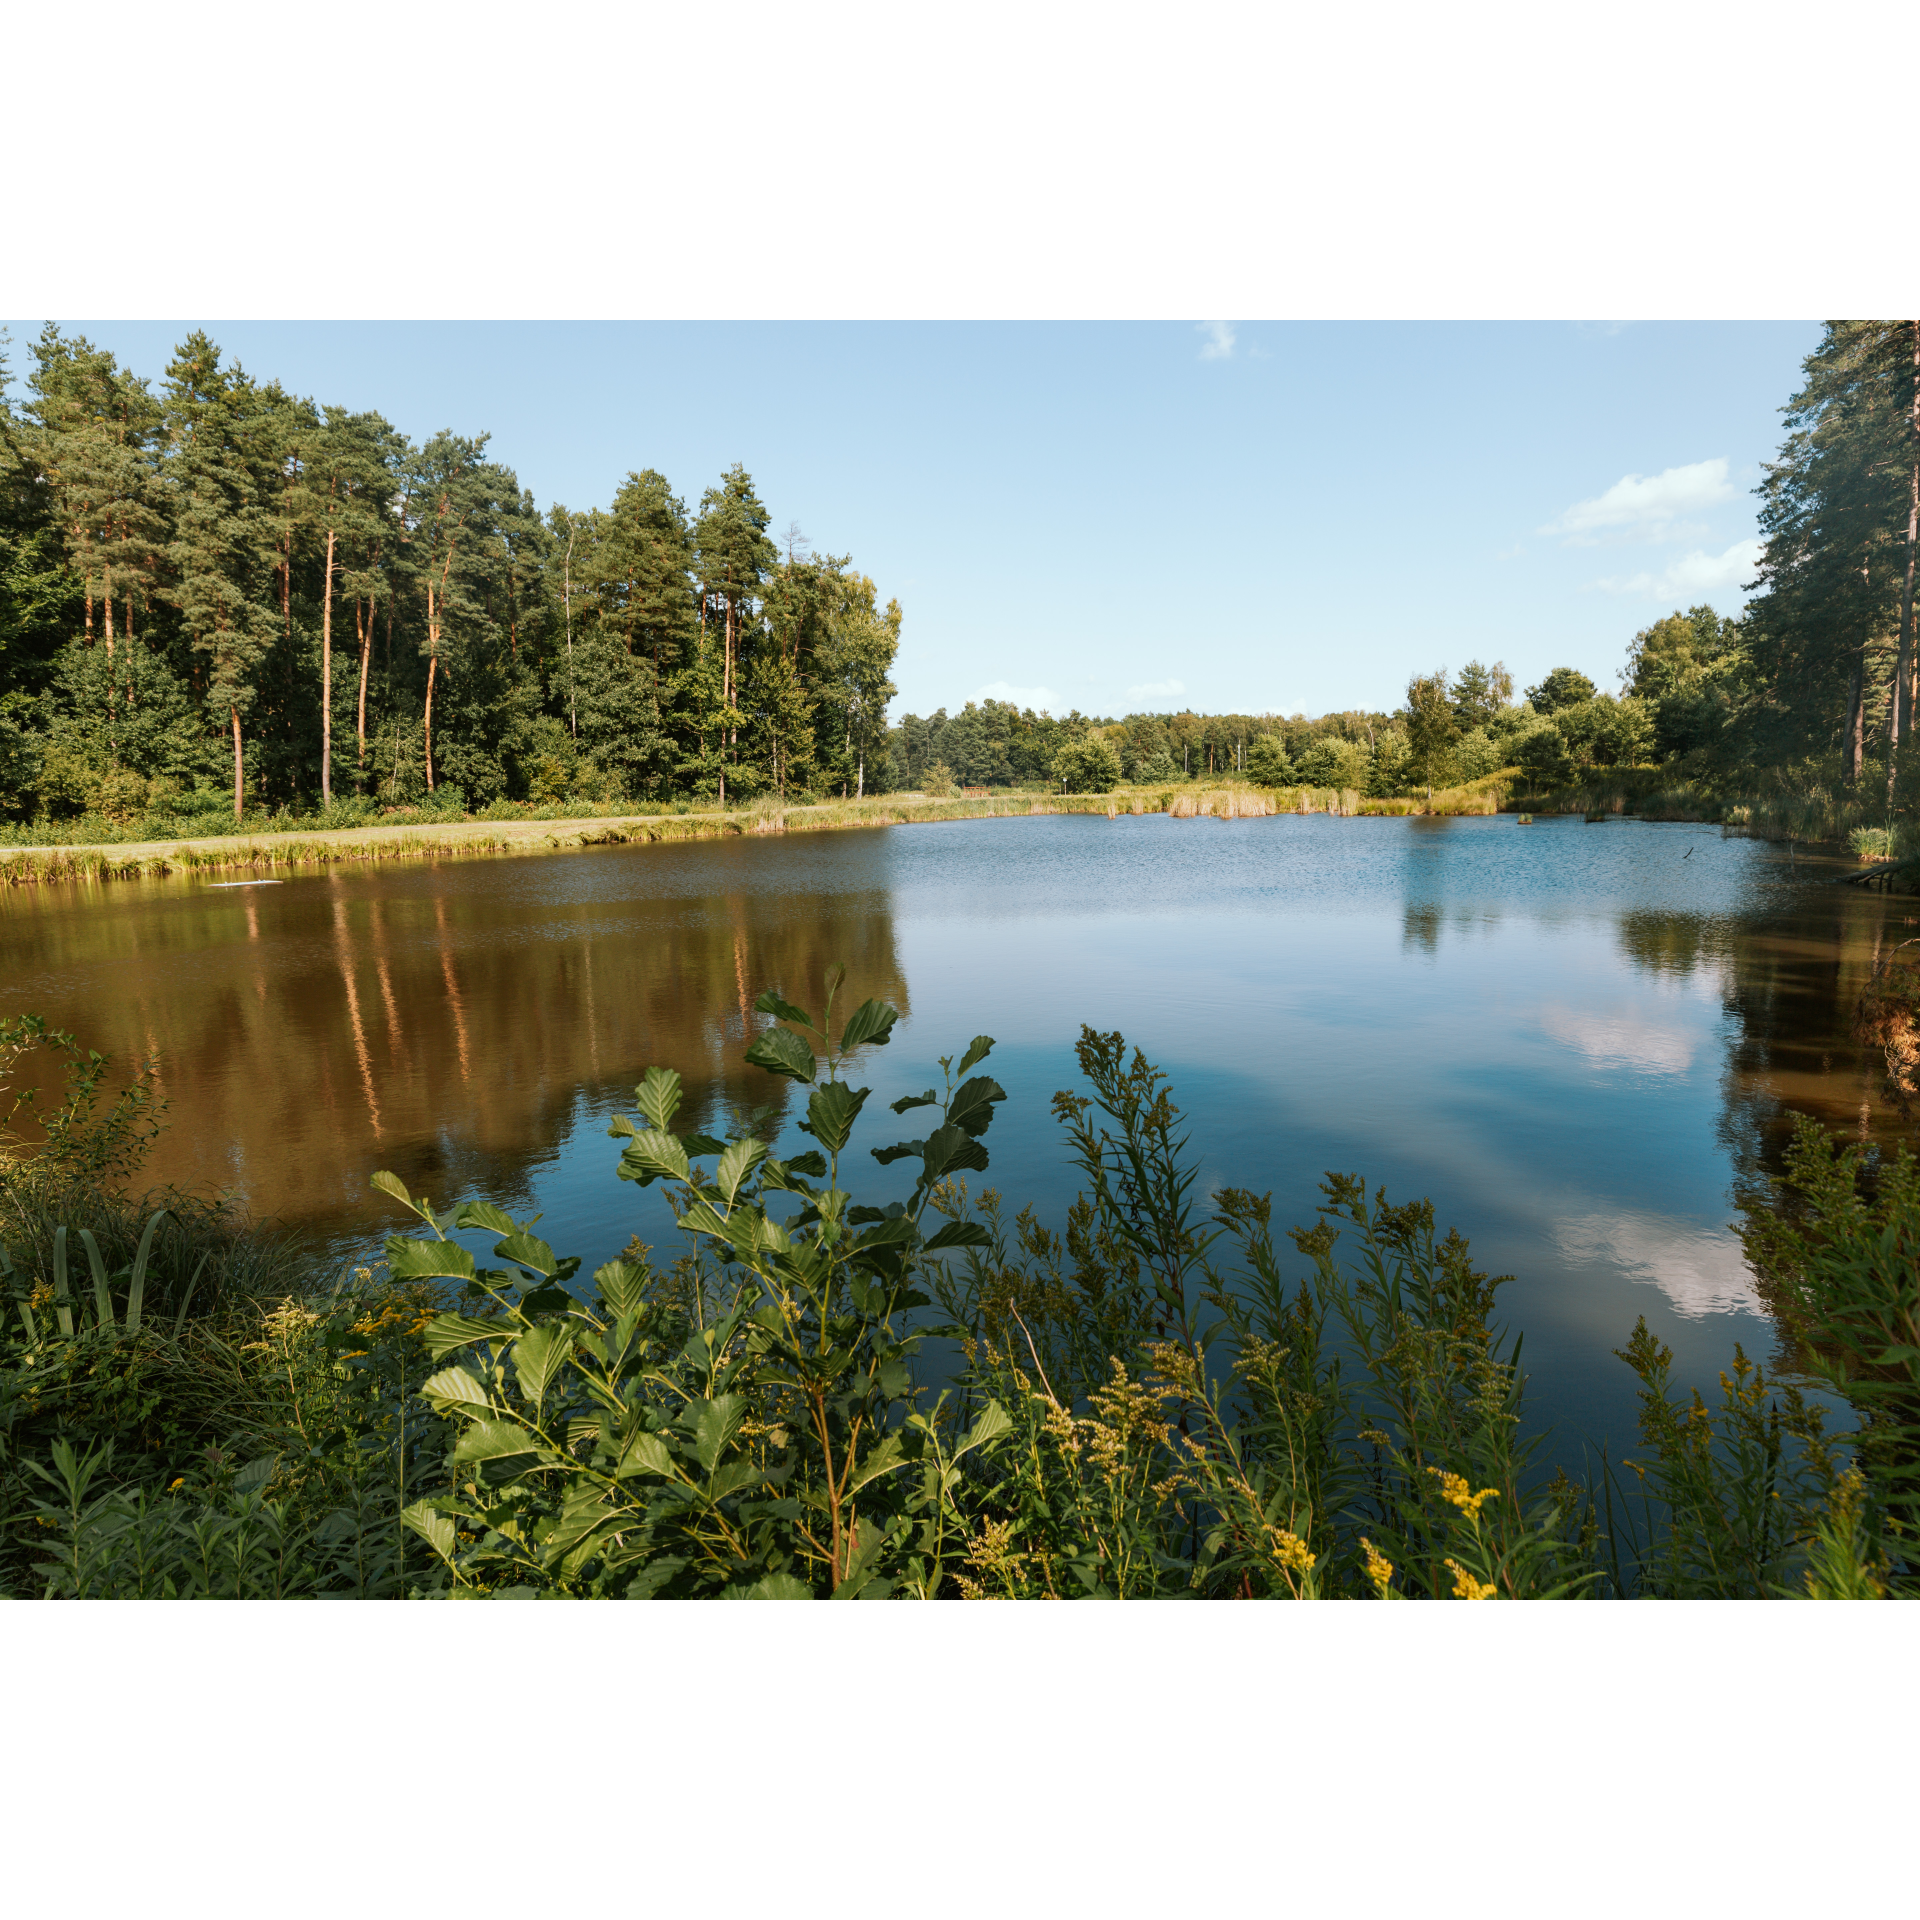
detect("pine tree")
(402, 432), (493, 793)
(162, 331), (280, 819)
(694, 465), (777, 806)
(1750, 322), (1916, 786)
(302, 408), (396, 803)
(27, 329), (168, 760)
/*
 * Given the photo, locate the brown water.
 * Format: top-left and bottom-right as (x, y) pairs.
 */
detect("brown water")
(3, 814), (1908, 1458)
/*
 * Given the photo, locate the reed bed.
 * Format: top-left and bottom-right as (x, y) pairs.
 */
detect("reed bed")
(1358, 769), (1515, 816)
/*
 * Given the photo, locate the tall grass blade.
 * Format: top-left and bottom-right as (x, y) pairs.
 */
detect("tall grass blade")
(1, 1242), (34, 1340)
(172, 1251), (210, 1336)
(78, 1227), (113, 1328)
(52, 1225), (73, 1338)
(127, 1208), (167, 1334)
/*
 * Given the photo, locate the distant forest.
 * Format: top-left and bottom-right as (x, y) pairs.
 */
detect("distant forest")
(2, 321), (1914, 828)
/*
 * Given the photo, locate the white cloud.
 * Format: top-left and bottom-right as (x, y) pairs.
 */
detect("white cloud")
(1540, 1004), (1697, 1076)
(1542, 457), (1736, 544)
(1126, 678), (1187, 707)
(972, 680), (1060, 714)
(1554, 1211), (1764, 1321)
(1196, 319), (1236, 360)
(1587, 538), (1764, 601)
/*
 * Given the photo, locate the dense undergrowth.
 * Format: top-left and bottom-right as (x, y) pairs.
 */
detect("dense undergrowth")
(2, 984), (1912, 1599)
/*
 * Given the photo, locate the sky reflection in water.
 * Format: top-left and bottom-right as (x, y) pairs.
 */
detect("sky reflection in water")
(2, 811), (1904, 1464)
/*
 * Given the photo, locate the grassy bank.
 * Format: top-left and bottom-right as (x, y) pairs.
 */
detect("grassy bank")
(3, 988), (1910, 1599)
(1357, 769), (1517, 816)
(0, 784), (1357, 887)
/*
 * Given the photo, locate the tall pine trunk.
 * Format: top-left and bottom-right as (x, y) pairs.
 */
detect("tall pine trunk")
(563, 524), (578, 739)
(424, 579), (442, 793)
(356, 597), (372, 780)
(321, 525), (336, 805)
(231, 705), (245, 821)
(1900, 322), (1920, 753)
(1846, 650), (1865, 784)
(1890, 323), (1920, 808)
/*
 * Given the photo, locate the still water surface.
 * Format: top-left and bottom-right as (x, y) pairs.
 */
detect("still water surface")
(4, 813), (1908, 1461)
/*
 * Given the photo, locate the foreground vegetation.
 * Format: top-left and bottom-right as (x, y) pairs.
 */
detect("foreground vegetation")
(3, 978), (1912, 1600)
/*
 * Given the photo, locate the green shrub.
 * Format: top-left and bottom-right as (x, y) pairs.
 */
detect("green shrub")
(1053, 736), (1121, 795)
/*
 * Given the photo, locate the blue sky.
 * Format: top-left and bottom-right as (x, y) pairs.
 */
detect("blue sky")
(4, 319), (1818, 720)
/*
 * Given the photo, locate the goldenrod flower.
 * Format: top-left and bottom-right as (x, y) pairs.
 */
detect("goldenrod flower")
(1265, 1526), (1317, 1574)
(1445, 1557), (1497, 1600)
(1429, 1467), (1498, 1519)
(1360, 1536), (1394, 1596)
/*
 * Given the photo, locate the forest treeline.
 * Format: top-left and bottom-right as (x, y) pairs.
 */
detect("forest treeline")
(905, 322), (1920, 813)
(2, 320), (1914, 833)
(0, 326), (902, 826)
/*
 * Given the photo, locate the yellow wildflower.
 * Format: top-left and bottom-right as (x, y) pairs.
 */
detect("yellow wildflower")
(1445, 1557), (1497, 1600)
(1360, 1535), (1394, 1596)
(1265, 1526), (1317, 1574)
(1429, 1467), (1498, 1519)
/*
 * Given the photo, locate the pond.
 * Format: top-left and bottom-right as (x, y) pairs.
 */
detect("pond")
(3, 811), (1906, 1465)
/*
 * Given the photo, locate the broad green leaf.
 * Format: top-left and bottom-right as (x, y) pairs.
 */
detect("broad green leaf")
(837, 998), (898, 1052)
(946, 1075), (1007, 1138)
(870, 1138), (924, 1166)
(421, 1364), (491, 1412)
(234, 1454), (277, 1494)
(621, 1130), (691, 1185)
(834, 1515), (906, 1596)
(513, 1324), (573, 1405)
(725, 1572), (813, 1599)
(456, 1199), (518, 1236)
(919, 1124), (989, 1180)
(855, 1216), (919, 1251)
(890, 1089), (938, 1114)
(369, 1170), (412, 1207)
(956, 1035), (996, 1077)
(745, 1027), (817, 1083)
(752, 988), (818, 1032)
(679, 1200), (733, 1240)
(615, 1432), (676, 1479)
(716, 1137), (769, 1205)
(400, 1501), (458, 1565)
(847, 1433), (908, 1497)
(424, 1312), (511, 1360)
(595, 1260), (649, 1320)
(955, 1398), (1015, 1460)
(753, 1215), (794, 1255)
(706, 1459), (768, 1504)
(923, 1220), (991, 1252)
(450, 1419), (546, 1469)
(387, 1236), (477, 1282)
(606, 1113), (639, 1139)
(680, 1133), (726, 1156)
(783, 1149), (828, 1178)
(692, 1395), (747, 1476)
(802, 1081), (870, 1155)
(494, 1231), (558, 1278)
(634, 1065), (683, 1132)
